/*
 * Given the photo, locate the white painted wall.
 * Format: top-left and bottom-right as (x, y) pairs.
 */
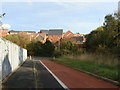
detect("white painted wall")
(0, 37), (27, 80)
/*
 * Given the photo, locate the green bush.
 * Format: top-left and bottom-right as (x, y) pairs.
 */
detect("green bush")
(26, 40), (55, 57)
(42, 40), (55, 57)
(53, 50), (61, 57)
(54, 39), (83, 56)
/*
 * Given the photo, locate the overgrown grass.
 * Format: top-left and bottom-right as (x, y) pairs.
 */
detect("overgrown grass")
(51, 54), (118, 81)
(62, 53), (118, 66)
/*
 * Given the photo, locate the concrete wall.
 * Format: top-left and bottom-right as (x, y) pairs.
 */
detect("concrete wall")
(0, 37), (27, 80)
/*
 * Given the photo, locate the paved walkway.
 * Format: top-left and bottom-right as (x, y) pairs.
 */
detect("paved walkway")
(2, 57), (119, 89)
(2, 59), (35, 89)
(35, 59), (63, 88)
(41, 59), (119, 89)
(2, 58), (64, 89)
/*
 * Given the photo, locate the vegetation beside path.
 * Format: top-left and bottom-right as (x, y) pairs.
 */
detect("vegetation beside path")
(50, 55), (118, 82)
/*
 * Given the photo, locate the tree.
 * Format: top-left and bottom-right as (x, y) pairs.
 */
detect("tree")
(42, 40), (55, 57)
(26, 40), (55, 57)
(103, 14), (118, 48)
(4, 34), (30, 48)
(26, 41), (44, 56)
(59, 39), (79, 55)
(25, 41), (36, 56)
(85, 13), (119, 54)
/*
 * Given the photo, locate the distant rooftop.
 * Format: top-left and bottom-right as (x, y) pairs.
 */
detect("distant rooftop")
(48, 29), (63, 35)
(9, 30), (36, 33)
(40, 30), (49, 34)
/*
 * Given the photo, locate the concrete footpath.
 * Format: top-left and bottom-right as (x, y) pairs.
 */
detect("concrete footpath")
(2, 58), (64, 89)
(2, 59), (35, 89)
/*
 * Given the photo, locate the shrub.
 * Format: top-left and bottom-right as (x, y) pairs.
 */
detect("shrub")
(53, 50), (61, 57)
(26, 40), (55, 57)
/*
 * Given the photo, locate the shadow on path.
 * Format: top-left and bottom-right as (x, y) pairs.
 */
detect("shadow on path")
(2, 59), (35, 89)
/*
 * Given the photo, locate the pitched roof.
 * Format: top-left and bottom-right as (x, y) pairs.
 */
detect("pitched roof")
(47, 35), (62, 43)
(48, 29), (63, 35)
(63, 30), (74, 38)
(39, 33), (46, 38)
(40, 30), (49, 34)
(32, 33), (39, 38)
(34, 34), (44, 40)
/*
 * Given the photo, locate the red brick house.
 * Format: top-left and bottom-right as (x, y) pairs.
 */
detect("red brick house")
(47, 29), (63, 43)
(39, 29), (63, 43)
(33, 33), (47, 43)
(62, 30), (86, 48)
(0, 29), (8, 37)
(63, 30), (74, 39)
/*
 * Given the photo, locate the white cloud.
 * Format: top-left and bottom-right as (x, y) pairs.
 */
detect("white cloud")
(1, 24), (11, 29)
(26, 0), (33, 5)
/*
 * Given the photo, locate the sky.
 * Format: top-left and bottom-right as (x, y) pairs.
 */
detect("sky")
(0, 0), (119, 34)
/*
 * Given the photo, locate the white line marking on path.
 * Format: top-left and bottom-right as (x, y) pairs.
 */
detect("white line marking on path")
(39, 60), (70, 90)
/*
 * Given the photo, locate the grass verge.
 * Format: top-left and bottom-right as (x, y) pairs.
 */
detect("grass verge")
(50, 57), (118, 82)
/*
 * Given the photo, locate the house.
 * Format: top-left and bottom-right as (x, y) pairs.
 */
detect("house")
(48, 29), (63, 36)
(39, 29), (63, 43)
(61, 30), (86, 48)
(39, 30), (49, 35)
(63, 30), (74, 39)
(0, 29), (9, 37)
(33, 33), (47, 43)
(47, 29), (63, 43)
(71, 35), (86, 48)
(22, 29), (86, 47)
(71, 36), (84, 44)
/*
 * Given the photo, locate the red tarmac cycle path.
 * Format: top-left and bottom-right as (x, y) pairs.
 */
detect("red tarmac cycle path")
(41, 59), (119, 89)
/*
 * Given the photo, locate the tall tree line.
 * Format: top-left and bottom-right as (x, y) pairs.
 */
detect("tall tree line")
(85, 13), (120, 55)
